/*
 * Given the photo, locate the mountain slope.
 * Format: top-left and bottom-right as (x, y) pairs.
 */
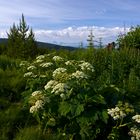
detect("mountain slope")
(0, 38), (77, 50)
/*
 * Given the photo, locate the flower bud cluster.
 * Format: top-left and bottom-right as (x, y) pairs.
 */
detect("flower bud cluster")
(20, 61), (29, 67)
(27, 65), (37, 71)
(51, 83), (69, 95)
(36, 55), (45, 60)
(70, 70), (88, 80)
(53, 68), (67, 78)
(52, 56), (63, 61)
(107, 107), (126, 120)
(30, 100), (44, 113)
(132, 115), (140, 123)
(44, 80), (58, 90)
(40, 62), (53, 68)
(129, 126), (140, 140)
(24, 72), (37, 78)
(29, 90), (46, 113)
(79, 62), (94, 72)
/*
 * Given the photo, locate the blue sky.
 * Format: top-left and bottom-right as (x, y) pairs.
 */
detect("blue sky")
(0, 0), (140, 46)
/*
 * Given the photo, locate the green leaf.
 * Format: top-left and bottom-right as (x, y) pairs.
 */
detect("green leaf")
(101, 110), (109, 124)
(92, 94), (106, 104)
(75, 104), (84, 116)
(59, 101), (71, 116)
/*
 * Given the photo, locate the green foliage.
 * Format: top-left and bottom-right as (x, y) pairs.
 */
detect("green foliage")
(117, 25), (140, 49)
(0, 45), (140, 139)
(14, 126), (43, 140)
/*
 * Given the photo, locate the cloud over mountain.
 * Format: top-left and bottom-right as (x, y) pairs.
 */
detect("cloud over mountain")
(34, 26), (130, 46)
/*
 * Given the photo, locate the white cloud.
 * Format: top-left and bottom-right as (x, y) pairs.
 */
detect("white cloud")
(34, 26), (130, 46)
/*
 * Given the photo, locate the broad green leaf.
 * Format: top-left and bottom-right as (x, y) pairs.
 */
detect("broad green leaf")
(59, 101), (71, 116)
(92, 94), (106, 104)
(75, 104), (84, 116)
(101, 110), (109, 124)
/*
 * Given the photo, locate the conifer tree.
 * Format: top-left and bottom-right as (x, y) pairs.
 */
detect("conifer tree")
(7, 14), (37, 59)
(7, 23), (20, 58)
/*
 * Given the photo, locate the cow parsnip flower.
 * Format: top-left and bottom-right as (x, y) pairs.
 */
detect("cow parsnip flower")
(44, 80), (58, 90)
(27, 65), (37, 71)
(30, 100), (44, 113)
(20, 61), (29, 67)
(107, 107), (126, 120)
(129, 126), (140, 140)
(70, 71), (88, 80)
(24, 72), (37, 78)
(36, 55), (45, 60)
(132, 115), (140, 123)
(51, 83), (69, 95)
(40, 62), (53, 68)
(52, 56), (63, 61)
(53, 68), (67, 78)
(79, 62), (94, 72)
(32, 90), (42, 96)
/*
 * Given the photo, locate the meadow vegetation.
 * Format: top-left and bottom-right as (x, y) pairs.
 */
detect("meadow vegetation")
(0, 16), (140, 140)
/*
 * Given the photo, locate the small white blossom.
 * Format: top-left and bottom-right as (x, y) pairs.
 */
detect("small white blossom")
(107, 107), (126, 120)
(53, 68), (67, 78)
(70, 71), (88, 79)
(27, 65), (37, 71)
(30, 100), (44, 113)
(65, 60), (75, 66)
(20, 61), (28, 67)
(132, 115), (140, 123)
(36, 55), (45, 60)
(35, 100), (44, 108)
(79, 62), (94, 72)
(40, 62), (53, 68)
(129, 126), (140, 140)
(51, 83), (69, 95)
(44, 80), (58, 90)
(52, 56), (63, 61)
(32, 90), (42, 96)
(30, 105), (38, 113)
(24, 72), (37, 78)
(35, 59), (44, 63)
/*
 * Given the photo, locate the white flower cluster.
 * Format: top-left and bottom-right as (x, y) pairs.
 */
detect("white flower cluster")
(44, 80), (58, 90)
(40, 62), (53, 68)
(27, 65), (37, 71)
(53, 68), (67, 78)
(30, 100), (44, 113)
(107, 107), (126, 120)
(65, 60), (75, 66)
(20, 61), (28, 67)
(70, 71), (88, 80)
(32, 90), (42, 96)
(51, 83), (69, 95)
(129, 126), (140, 140)
(35, 59), (44, 63)
(29, 90), (46, 113)
(132, 115), (140, 123)
(36, 55), (45, 60)
(52, 56), (63, 61)
(79, 62), (94, 72)
(24, 72), (37, 78)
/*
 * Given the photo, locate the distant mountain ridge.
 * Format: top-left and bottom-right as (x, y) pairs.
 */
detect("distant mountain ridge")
(0, 38), (77, 50)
